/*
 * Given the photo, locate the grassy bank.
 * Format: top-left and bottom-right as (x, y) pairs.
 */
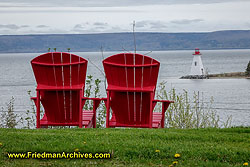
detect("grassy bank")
(0, 128), (249, 167)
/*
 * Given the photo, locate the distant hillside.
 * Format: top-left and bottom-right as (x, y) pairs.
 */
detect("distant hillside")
(1, 30), (250, 53)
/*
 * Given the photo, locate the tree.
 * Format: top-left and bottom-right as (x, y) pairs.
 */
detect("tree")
(246, 61), (250, 76)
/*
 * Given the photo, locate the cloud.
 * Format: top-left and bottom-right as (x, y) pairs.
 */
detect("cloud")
(71, 22), (129, 33)
(20, 25), (29, 28)
(36, 25), (49, 28)
(0, 24), (19, 29)
(0, 0), (248, 7)
(0, 27), (68, 35)
(135, 20), (167, 30)
(22, 28), (69, 34)
(0, 24), (29, 30)
(93, 22), (108, 26)
(72, 22), (109, 33)
(150, 22), (168, 29)
(0, 23), (66, 35)
(74, 24), (84, 29)
(73, 24), (87, 32)
(136, 21), (149, 28)
(0, 7), (140, 14)
(170, 19), (204, 25)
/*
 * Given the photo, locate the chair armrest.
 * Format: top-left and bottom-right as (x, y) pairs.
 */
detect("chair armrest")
(31, 97), (36, 100)
(153, 99), (174, 128)
(153, 100), (174, 114)
(81, 97), (107, 112)
(153, 99), (174, 103)
(82, 97), (107, 101)
(81, 97), (107, 128)
(31, 97), (37, 104)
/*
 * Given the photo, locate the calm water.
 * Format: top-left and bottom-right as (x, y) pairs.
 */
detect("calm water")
(0, 49), (250, 127)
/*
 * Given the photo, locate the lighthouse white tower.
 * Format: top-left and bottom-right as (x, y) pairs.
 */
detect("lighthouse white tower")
(190, 48), (205, 76)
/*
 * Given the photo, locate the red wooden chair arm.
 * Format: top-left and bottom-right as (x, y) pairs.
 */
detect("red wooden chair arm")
(31, 97), (36, 101)
(153, 99), (174, 128)
(81, 97), (107, 113)
(81, 97), (107, 108)
(153, 99), (174, 103)
(82, 97), (107, 101)
(81, 97), (107, 128)
(31, 97), (38, 105)
(153, 99), (174, 114)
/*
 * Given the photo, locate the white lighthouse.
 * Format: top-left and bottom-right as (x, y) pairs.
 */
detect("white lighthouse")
(190, 48), (206, 76)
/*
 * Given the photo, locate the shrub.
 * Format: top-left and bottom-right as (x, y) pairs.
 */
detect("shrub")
(19, 90), (37, 129)
(0, 97), (17, 128)
(83, 75), (106, 128)
(246, 61), (250, 76)
(156, 82), (232, 128)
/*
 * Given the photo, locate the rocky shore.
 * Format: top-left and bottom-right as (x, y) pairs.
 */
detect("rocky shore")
(180, 72), (250, 79)
(208, 72), (249, 79)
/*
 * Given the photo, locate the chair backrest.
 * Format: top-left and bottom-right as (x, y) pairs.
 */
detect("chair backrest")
(103, 53), (160, 127)
(31, 52), (87, 87)
(103, 53), (159, 90)
(31, 52), (88, 124)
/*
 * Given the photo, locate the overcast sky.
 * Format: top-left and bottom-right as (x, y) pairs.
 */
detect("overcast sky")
(0, 0), (250, 35)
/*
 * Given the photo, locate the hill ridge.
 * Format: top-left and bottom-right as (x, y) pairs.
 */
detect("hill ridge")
(1, 30), (250, 53)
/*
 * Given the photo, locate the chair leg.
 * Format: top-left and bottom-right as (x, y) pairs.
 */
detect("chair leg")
(36, 91), (40, 129)
(161, 102), (170, 128)
(93, 99), (101, 128)
(86, 119), (93, 128)
(93, 101), (96, 128)
(161, 102), (165, 128)
(149, 92), (153, 128)
(79, 90), (83, 128)
(41, 126), (48, 128)
(106, 91), (110, 128)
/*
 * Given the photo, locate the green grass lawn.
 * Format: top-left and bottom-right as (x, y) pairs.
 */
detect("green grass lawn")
(0, 128), (249, 167)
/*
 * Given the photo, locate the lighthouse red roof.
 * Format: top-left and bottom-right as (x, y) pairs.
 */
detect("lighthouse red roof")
(193, 48), (201, 55)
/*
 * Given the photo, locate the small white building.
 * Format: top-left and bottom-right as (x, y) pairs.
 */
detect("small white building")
(190, 48), (205, 76)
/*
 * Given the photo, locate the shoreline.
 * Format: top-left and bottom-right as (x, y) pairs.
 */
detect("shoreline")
(208, 72), (250, 79)
(180, 72), (250, 79)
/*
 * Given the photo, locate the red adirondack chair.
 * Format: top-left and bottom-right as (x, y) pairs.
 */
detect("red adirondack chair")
(103, 53), (174, 128)
(31, 52), (103, 128)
